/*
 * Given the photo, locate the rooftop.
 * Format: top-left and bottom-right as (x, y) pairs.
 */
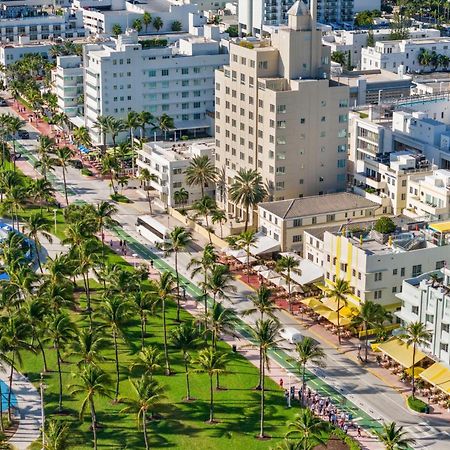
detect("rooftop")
(258, 192), (378, 220)
(139, 139), (214, 162)
(332, 69), (411, 88)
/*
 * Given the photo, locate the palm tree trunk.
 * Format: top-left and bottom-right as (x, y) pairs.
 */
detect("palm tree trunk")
(35, 241), (43, 273)
(56, 346), (63, 411)
(89, 397), (98, 450)
(12, 139), (16, 171)
(7, 353), (14, 422)
(162, 299), (171, 375)
(256, 347), (262, 390)
(244, 204), (249, 232)
(62, 167), (69, 206)
(337, 298), (341, 345)
(143, 410), (149, 450)
(412, 344), (416, 398)
(184, 355), (191, 400)
(288, 270), (292, 312)
(247, 249), (250, 282)
(301, 364), (306, 406)
(37, 336), (49, 372)
(259, 356), (265, 438)
(140, 314), (146, 350)
(364, 323), (369, 362)
(113, 331), (120, 402)
(82, 273), (92, 321)
(209, 374), (214, 423)
(146, 191), (153, 214)
(205, 214), (212, 244)
(0, 380), (4, 432)
(175, 252), (181, 322)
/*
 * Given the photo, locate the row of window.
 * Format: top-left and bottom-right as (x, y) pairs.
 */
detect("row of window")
(148, 67), (202, 77)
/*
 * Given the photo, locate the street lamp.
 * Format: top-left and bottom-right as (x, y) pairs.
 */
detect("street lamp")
(132, 253), (138, 268)
(53, 209), (58, 234)
(40, 373), (46, 450)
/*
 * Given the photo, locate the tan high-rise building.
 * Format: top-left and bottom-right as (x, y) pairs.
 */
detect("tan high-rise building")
(214, 0), (349, 224)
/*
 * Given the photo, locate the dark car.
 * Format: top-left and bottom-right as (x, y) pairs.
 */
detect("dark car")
(18, 130), (29, 139)
(0, 98), (7, 107)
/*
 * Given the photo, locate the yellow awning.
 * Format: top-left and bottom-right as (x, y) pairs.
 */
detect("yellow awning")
(313, 305), (332, 316)
(320, 297), (355, 317)
(405, 366), (425, 378)
(321, 311), (352, 327)
(420, 362), (450, 394)
(300, 298), (322, 308)
(314, 282), (328, 292)
(377, 338), (428, 368)
(429, 221), (450, 234)
(371, 343), (381, 352)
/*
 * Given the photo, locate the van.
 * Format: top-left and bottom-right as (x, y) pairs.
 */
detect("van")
(280, 327), (304, 344)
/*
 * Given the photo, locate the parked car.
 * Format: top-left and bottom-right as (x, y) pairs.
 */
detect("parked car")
(279, 327), (304, 344)
(0, 98), (7, 107)
(68, 159), (83, 169)
(18, 130), (29, 139)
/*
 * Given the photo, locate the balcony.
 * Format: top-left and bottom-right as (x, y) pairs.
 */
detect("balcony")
(353, 185), (390, 206)
(408, 197), (448, 216)
(354, 173), (386, 190)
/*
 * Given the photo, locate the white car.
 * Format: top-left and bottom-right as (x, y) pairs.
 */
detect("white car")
(280, 327), (304, 344)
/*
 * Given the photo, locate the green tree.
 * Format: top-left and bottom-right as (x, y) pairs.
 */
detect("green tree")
(399, 322), (432, 398)
(229, 168), (267, 231)
(6, 115), (25, 170)
(139, 168), (158, 214)
(325, 278), (352, 344)
(132, 287), (157, 349)
(52, 146), (74, 205)
(192, 196), (217, 243)
(170, 321), (201, 400)
(153, 17), (163, 31)
(185, 155), (218, 199)
(97, 296), (133, 402)
(293, 337), (326, 405)
(276, 255), (301, 312)
(171, 20), (182, 32)
(93, 116), (110, 151)
(331, 51), (347, 66)
(193, 348), (230, 423)
(174, 187), (189, 206)
(243, 284), (278, 321)
(374, 216), (396, 234)
(120, 376), (164, 450)
(153, 113), (173, 139)
(92, 200), (119, 249)
(132, 19), (143, 32)
(23, 211), (53, 272)
(68, 328), (108, 368)
(285, 409), (329, 450)
(137, 111), (155, 140)
(143, 12), (152, 33)
(29, 178), (54, 212)
(130, 346), (163, 380)
(374, 422), (415, 450)
(69, 365), (113, 450)
(211, 209), (226, 238)
(237, 229), (257, 281)
(112, 24), (122, 37)
(43, 419), (70, 450)
(203, 264), (236, 308)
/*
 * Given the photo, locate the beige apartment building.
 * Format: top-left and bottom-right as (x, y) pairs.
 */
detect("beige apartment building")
(214, 1), (350, 225)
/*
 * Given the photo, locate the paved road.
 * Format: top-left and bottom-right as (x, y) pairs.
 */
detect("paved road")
(4, 104), (450, 449)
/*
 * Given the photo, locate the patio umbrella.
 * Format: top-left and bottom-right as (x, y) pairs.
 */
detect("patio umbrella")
(291, 284), (304, 294)
(237, 255), (257, 264)
(260, 269), (279, 280)
(322, 311), (351, 327)
(272, 277), (289, 289)
(230, 249), (247, 259)
(253, 264), (268, 272)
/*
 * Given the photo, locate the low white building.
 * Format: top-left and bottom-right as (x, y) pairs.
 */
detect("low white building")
(52, 55), (84, 118)
(396, 264), (450, 365)
(136, 139), (215, 206)
(83, 26), (229, 144)
(0, 37), (53, 67)
(361, 37), (450, 74)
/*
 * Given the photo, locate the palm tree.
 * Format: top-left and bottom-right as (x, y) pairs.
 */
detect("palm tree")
(193, 348), (230, 423)
(158, 227), (192, 321)
(237, 230), (257, 282)
(132, 287), (157, 349)
(34, 153), (55, 182)
(374, 422), (416, 450)
(97, 296), (133, 402)
(120, 376), (164, 450)
(153, 17), (164, 32)
(23, 211), (53, 272)
(294, 337), (326, 405)
(185, 155), (217, 198)
(153, 113), (173, 140)
(208, 302), (237, 352)
(285, 409), (329, 450)
(228, 168), (267, 231)
(137, 111), (154, 140)
(142, 11), (152, 33)
(72, 126), (92, 149)
(46, 313), (77, 412)
(29, 178), (54, 212)
(101, 153), (120, 194)
(249, 319), (282, 437)
(192, 196), (216, 243)
(212, 209), (226, 238)
(351, 301), (391, 362)
(155, 271), (176, 375)
(52, 146), (74, 205)
(6, 115), (25, 170)
(92, 200), (118, 249)
(325, 278), (352, 345)
(105, 116), (126, 150)
(2, 185), (26, 229)
(139, 168), (158, 214)
(130, 346), (163, 380)
(243, 285), (278, 321)
(203, 264), (236, 307)
(124, 111), (140, 175)
(94, 115), (110, 151)
(399, 322), (432, 398)
(37, 136), (55, 157)
(174, 187), (189, 207)
(69, 365), (113, 450)
(276, 256), (301, 312)
(170, 321), (201, 400)
(68, 328), (109, 368)
(112, 23), (122, 37)
(43, 419), (70, 450)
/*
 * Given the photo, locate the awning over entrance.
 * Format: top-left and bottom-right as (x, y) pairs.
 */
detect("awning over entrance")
(250, 233), (280, 256)
(377, 338), (428, 368)
(420, 362), (450, 394)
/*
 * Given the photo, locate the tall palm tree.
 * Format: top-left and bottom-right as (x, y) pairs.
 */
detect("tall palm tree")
(43, 419), (70, 450)
(34, 153), (55, 182)
(325, 278), (353, 345)
(92, 201), (118, 249)
(37, 136), (55, 157)
(72, 126), (92, 149)
(52, 146), (74, 205)
(374, 422), (416, 450)
(243, 285), (278, 321)
(158, 226), (192, 321)
(23, 211), (53, 272)
(69, 365), (113, 450)
(137, 111), (155, 140)
(294, 337), (326, 405)
(29, 178), (54, 212)
(193, 348), (230, 423)
(285, 409), (329, 450)
(170, 321), (201, 400)
(1, 185), (26, 229)
(153, 113), (174, 140)
(351, 301), (391, 362)
(276, 255), (301, 312)
(212, 209), (227, 238)
(202, 264), (236, 307)
(6, 115), (25, 170)
(97, 296), (133, 402)
(188, 243), (217, 322)
(192, 196), (217, 243)
(105, 116), (126, 150)
(155, 272), (176, 375)
(67, 328), (109, 368)
(399, 322), (432, 398)
(120, 376), (164, 450)
(237, 230), (257, 282)
(228, 168), (267, 231)
(124, 111), (140, 175)
(250, 319), (282, 437)
(130, 346), (163, 380)
(94, 115), (111, 151)
(46, 313), (77, 412)
(174, 187), (189, 207)
(185, 155), (217, 198)
(208, 302), (237, 352)
(101, 153), (120, 194)
(139, 168), (158, 214)
(132, 287), (157, 349)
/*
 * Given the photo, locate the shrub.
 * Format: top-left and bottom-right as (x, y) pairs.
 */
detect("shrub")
(239, 41), (254, 49)
(111, 193), (131, 203)
(407, 395), (427, 413)
(171, 20), (182, 32)
(374, 216), (396, 234)
(226, 25), (238, 37)
(81, 168), (93, 177)
(68, 159), (83, 169)
(141, 38), (168, 49)
(331, 427), (362, 450)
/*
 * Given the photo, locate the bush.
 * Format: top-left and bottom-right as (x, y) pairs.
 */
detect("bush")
(407, 395), (427, 413)
(68, 159), (83, 169)
(226, 25), (238, 37)
(374, 216), (396, 234)
(141, 38), (168, 49)
(81, 168), (93, 177)
(111, 193), (131, 203)
(239, 41), (254, 49)
(171, 20), (182, 32)
(331, 427), (362, 450)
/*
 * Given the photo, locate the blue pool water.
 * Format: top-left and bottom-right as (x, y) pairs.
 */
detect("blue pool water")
(0, 380), (17, 411)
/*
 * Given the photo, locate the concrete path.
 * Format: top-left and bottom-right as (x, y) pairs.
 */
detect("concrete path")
(0, 365), (41, 450)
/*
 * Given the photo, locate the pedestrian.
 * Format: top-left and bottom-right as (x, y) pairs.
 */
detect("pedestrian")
(357, 426), (362, 437)
(290, 385), (295, 399)
(119, 239), (123, 247)
(110, 239), (113, 247)
(284, 389), (289, 407)
(343, 424), (349, 434)
(150, 260), (154, 268)
(279, 378), (284, 388)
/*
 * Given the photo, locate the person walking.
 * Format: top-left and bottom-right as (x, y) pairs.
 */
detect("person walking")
(279, 378), (284, 388)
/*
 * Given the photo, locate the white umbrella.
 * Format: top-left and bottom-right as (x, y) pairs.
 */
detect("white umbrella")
(237, 255), (257, 264)
(291, 284), (305, 294)
(253, 264), (268, 272)
(260, 269), (279, 280)
(272, 277), (290, 289)
(230, 249), (247, 259)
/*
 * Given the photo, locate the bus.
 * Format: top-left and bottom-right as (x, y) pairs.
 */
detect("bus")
(136, 215), (171, 244)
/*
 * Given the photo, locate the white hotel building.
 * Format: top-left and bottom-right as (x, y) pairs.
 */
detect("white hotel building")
(83, 27), (229, 145)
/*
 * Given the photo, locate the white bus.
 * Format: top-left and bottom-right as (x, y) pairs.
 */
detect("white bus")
(136, 215), (171, 244)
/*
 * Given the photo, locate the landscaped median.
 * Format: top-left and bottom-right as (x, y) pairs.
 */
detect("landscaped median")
(407, 395), (428, 413)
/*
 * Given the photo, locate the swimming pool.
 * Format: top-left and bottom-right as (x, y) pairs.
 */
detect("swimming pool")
(0, 379), (17, 411)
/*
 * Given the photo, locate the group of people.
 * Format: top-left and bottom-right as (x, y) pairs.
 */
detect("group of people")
(110, 238), (128, 256)
(280, 379), (362, 437)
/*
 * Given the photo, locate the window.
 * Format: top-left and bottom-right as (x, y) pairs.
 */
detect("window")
(337, 144), (347, 153)
(293, 219), (302, 227)
(375, 272), (382, 281)
(401, 267), (405, 277)
(276, 166), (285, 173)
(182, 79), (189, 86)
(442, 323), (449, 333)
(148, 70), (156, 77)
(412, 264), (422, 277)
(337, 159), (346, 168)
(374, 290), (382, 300)
(338, 129), (347, 138)
(339, 99), (348, 107)
(426, 314), (434, 324)
(326, 214), (335, 222)
(293, 235), (302, 243)
(277, 120), (286, 128)
(161, 69), (169, 76)
(300, 118), (305, 124)
(393, 268), (398, 275)
(194, 67), (200, 73)
(436, 261), (445, 270)
(339, 114), (348, 123)
(276, 181), (285, 190)
(181, 68), (189, 75)
(392, 286), (397, 293)
(173, 181), (182, 188)
(277, 105), (286, 113)
(441, 343), (449, 352)
(258, 61), (268, 69)
(412, 306), (419, 315)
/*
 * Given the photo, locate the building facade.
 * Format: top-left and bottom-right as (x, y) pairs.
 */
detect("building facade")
(84, 27), (228, 144)
(215, 2), (349, 225)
